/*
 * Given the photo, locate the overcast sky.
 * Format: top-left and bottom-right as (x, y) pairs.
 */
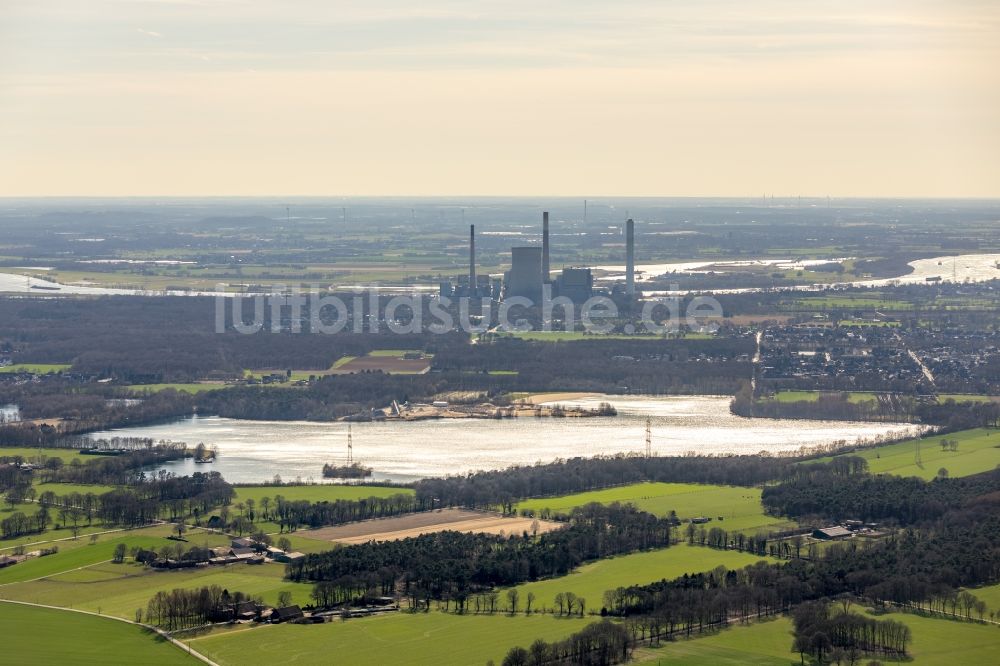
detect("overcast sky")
(1, 0), (998, 197)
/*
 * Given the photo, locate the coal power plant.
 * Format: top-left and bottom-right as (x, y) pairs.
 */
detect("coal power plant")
(439, 211), (636, 304)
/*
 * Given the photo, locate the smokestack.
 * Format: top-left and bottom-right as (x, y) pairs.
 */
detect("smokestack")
(542, 211), (550, 283)
(469, 224), (476, 289)
(625, 218), (635, 297)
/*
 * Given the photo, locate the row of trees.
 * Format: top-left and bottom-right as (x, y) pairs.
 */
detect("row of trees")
(266, 493), (424, 532)
(145, 585), (257, 630)
(792, 601), (911, 662)
(0, 509), (48, 539)
(97, 472), (234, 527)
(501, 621), (632, 666)
(414, 455), (795, 513)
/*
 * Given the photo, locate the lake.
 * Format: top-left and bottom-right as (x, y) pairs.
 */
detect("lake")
(84, 395), (920, 483)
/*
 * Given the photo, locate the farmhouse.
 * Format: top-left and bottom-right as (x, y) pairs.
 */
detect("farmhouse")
(813, 526), (853, 540)
(271, 605), (304, 623)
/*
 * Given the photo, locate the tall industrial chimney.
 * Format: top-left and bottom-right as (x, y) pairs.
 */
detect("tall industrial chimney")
(625, 218), (635, 297)
(542, 211), (550, 283)
(469, 224), (476, 291)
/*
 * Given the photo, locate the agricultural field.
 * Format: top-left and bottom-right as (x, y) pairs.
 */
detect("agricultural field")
(937, 394), (1000, 404)
(127, 383), (229, 394)
(0, 602), (197, 665)
(823, 427), (1000, 480)
(303, 508), (560, 545)
(0, 447), (90, 464)
(187, 611), (589, 666)
(516, 482), (794, 533)
(33, 481), (117, 495)
(966, 581), (1000, 614)
(330, 350), (431, 374)
(771, 390), (876, 404)
(507, 544), (775, 612)
(634, 615), (795, 665)
(0, 560), (312, 620)
(0, 363), (71, 374)
(0, 524), (215, 584)
(636, 610), (1000, 665)
(231, 484), (413, 505)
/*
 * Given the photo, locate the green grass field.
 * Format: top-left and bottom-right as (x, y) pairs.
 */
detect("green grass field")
(822, 427), (1000, 480)
(331, 355), (357, 369)
(507, 544), (775, 612)
(0, 447), (90, 463)
(127, 383), (228, 394)
(33, 482), (117, 495)
(966, 581), (1000, 613)
(231, 484), (413, 505)
(772, 390), (876, 404)
(634, 616), (795, 665)
(0, 363), (71, 374)
(0, 560), (313, 619)
(937, 394), (999, 404)
(0, 602), (197, 665)
(516, 482), (793, 532)
(636, 610), (1000, 665)
(0, 524), (222, 584)
(188, 611), (589, 666)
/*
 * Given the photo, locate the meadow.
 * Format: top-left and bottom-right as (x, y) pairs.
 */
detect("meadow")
(0, 601), (197, 665)
(127, 383), (229, 394)
(0, 524), (221, 584)
(516, 482), (793, 532)
(823, 427), (1000, 480)
(0, 560), (313, 619)
(0, 446), (90, 463)
(966, 581), (1000, 614)
(772, 390), (875, 404)
(0, 363), (71, 374)
(187, 611), (589, 666)
(506, 544), (775, 612)
(635, 609), (1000, 665)
(231, 484), (413, 504)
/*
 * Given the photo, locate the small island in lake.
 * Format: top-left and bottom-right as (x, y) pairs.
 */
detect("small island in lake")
(323, 424), (373, 478)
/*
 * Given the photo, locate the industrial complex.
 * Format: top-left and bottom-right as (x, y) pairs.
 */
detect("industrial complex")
(439, 212), (635, 305)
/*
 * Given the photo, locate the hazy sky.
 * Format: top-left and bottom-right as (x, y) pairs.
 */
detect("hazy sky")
(1, 0), (998, 197)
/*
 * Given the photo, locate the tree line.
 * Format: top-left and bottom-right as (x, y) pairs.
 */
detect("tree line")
(414, 454), (794, 514)
(500, 620), (632, 666)
(145, 585), (258, 630)
(761, 463), (1000, 525)
(791, 600), (911, 662)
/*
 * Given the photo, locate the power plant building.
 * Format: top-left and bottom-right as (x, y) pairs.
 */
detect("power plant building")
(556, 267), (594, 304)
(440, 210), (628, 305)
(506, 246), (544, 302)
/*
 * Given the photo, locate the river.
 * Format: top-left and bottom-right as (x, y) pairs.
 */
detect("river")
(84, 395), (920, 483)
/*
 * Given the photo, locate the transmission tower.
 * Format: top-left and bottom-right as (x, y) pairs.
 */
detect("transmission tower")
(645, 417), (652, 458)
(914, 437), (922, 468)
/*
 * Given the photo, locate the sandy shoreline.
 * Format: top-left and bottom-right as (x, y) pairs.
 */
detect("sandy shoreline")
(525, 392), (601, 405)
